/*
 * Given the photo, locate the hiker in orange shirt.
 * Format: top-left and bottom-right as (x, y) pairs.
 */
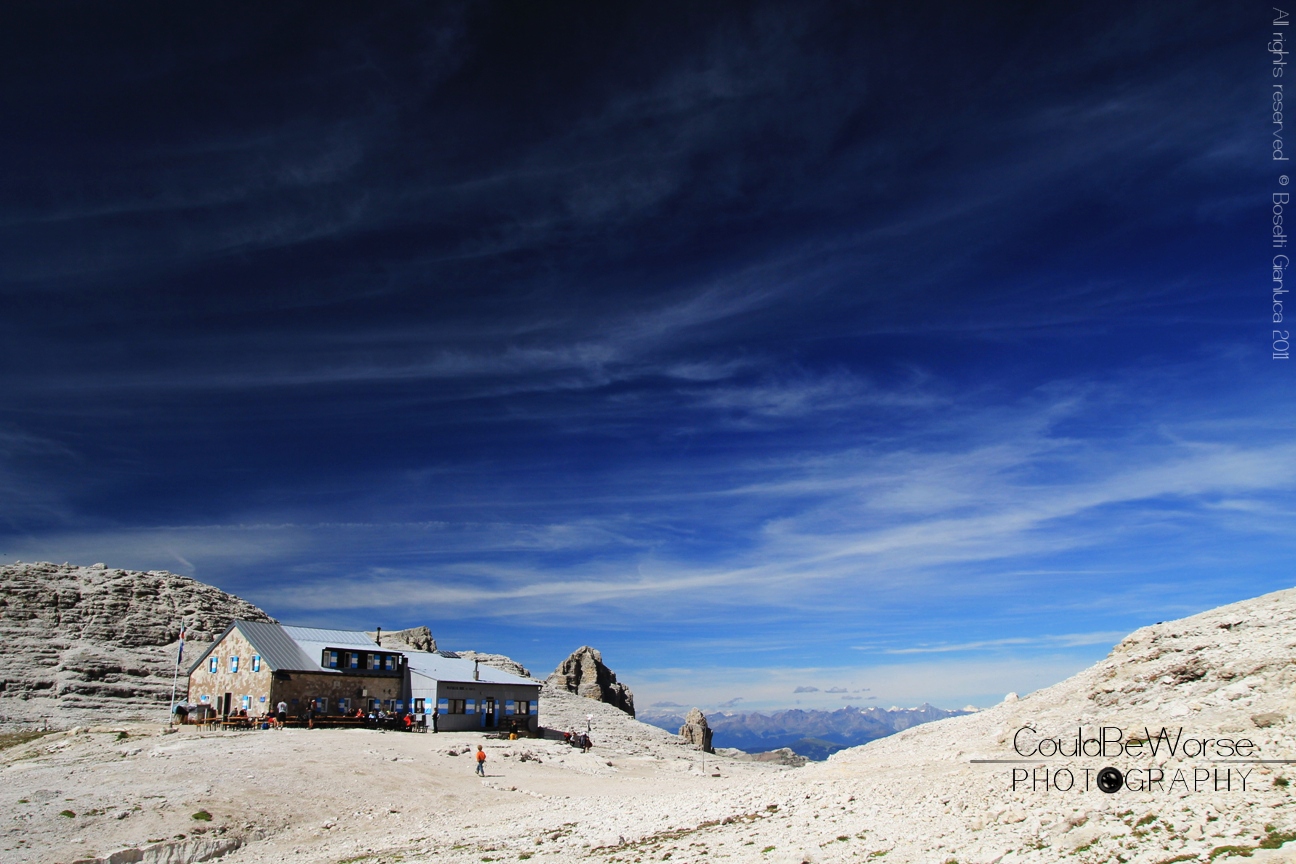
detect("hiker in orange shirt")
(475, 745), (486, 776)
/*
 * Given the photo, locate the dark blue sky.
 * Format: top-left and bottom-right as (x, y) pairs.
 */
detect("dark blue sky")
(2, 2), (1288, 710)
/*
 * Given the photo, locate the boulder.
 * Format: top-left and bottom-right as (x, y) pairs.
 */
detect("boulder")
(546, 646), (635, 717)
(678, 707), (714, 752)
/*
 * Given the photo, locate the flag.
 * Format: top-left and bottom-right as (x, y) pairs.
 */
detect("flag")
(176, 624), (186, 664)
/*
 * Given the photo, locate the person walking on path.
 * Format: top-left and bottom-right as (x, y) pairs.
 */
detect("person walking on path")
(475, 745), (487, 777)
(276, 701), (287, 729)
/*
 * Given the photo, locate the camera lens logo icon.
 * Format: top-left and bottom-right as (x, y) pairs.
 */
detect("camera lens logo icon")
(1097, 767), (1123, 794)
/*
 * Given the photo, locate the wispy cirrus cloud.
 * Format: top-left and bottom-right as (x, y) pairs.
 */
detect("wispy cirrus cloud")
(43, 363), (1277, 639)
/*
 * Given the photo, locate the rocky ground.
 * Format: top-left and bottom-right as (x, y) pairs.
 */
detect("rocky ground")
(5, 570), (1296, 864)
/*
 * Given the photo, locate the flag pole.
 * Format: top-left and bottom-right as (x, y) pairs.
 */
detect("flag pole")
(169, 625), (185, 726)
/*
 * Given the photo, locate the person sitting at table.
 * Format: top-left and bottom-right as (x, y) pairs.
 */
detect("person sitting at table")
(403, 712), (414, 731)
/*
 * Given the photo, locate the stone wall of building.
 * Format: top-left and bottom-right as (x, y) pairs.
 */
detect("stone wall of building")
(270, 671), (403, 716)
(186, 628), (273, 715)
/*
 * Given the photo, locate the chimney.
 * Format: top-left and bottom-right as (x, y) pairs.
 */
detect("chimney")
(474, 659), (480, 681)
(375, 626), (382, 646)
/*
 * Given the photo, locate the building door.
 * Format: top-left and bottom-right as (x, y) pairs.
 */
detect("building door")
(222, 692), (232, 717)
(483, 698), (496, 727)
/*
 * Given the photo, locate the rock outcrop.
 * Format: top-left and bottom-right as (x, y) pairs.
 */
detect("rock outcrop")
(457, 651), (534, 679)
(0, 562), (272, 726)
(367, 626), (436, 653)
(678, 706), (714, 752)
(719, 746), (809, 767)
(545, 645), (635, 717)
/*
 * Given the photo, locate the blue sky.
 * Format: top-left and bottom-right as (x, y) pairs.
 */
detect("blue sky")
(1, 2), (1289, 712)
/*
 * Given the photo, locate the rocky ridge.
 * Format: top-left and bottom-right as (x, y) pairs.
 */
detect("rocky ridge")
(0, 562), (272, 726)
(546, 645), (636, 717)
(367, 626), (436, 652)
(797, 586), (1296, 862)
(456, 650), (533, 679)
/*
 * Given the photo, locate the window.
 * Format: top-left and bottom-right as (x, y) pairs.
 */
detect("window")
(338, 698), (350, 714)
(447, 699), (466, 714)
(513, 700), (529, 716)
(251, 655), (261, 672)
(413, 698), (425, 713)
(229, 656), (239, 673)
(384, 655), (395, 671)
(323, 650), (338, 669)
(209, 657), (218, 674)
(241, 695), (251, 710)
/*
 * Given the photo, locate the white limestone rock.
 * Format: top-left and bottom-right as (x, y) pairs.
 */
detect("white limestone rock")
(546, 645), (635, 717)
(0, 561), (271, 727)
(678, 706), (715, 752)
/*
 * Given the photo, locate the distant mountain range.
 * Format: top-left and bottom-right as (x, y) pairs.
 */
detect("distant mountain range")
(638, 703), (974, 760)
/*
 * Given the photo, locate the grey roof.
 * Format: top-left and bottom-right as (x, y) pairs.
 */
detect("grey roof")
(232, 620), (323, 672)
(186, 620), (539, 686)
(184, 619), (322, 675)
(281, 626), (383, 649)
(280, 626), (392, 673)
(403, 650), (539, 687)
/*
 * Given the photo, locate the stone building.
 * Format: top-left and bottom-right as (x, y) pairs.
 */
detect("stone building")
(186, 620), (540, 731)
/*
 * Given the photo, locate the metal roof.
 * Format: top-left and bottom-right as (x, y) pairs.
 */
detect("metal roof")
(186, 620), (539, 685)
(403, 650), (539, 687)
(280, 626), (384, 649)
(234, 620), (327, 673)
(184, 619), (330, 675)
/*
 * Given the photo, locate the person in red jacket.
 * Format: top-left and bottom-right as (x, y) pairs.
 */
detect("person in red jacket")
(475, 745), (486, 776)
